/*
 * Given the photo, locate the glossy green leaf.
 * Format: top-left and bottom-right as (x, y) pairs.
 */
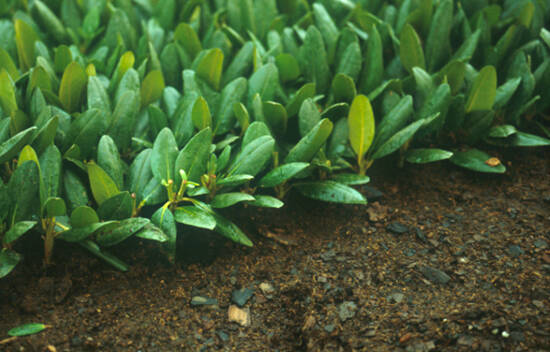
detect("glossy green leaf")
(312, 3), (339, 64)
(0, 48), (19, 80)
(87, 75), (111, 112)
(0, 69), (17, 116)
(294, 181), (366, 204)
(196, 48), (223, 91)
(373, 95), (413, 150)
(348, 95), (375, 163)
(286, 83), (316, 118)
(97, 191), (133, 221)
(58, 61), (87, 113)
(400, 23), (425, 73)
(450, 149), (506, 173)
(140, 70), (165, 108)
(10, 160), (40, 222)
(0, 126), (37, 164)
(87, 161), (120, 205)
(465, 66), (497, 113)
(78, 239), (128, 271)
(8, 323), (48, 337)
(129, 148), (152, 203)
(31, 0), (68, 43)
(70, 205), (99, 228)
(263, 101), (287, 137)
(223, 41), (254, 85)
(336, 42), (362, 82)
(259, 162), (309, 188)
(506, 132), (550, 147)
(44, 197), (66, 218)
(32, 115), (58, 155)
(216, 174), (254, 188)
(109, 90), (140, 152)
(229, 135), (274, 176)
(425, 0), (453, 71)
(174, 206), (216, 230)
(248, 63), (279, 104)
(285, 118), (333, 163)
(359, 24), (383, 94)
(331, 73), (356, 103)
(212, 212), (253, 246)
(275, 53), (300, 83)
(97, 135), (123, 190)
(63, 169), (90, 211)
(174, 127), (212, 184)
(151, 207), (176, 262)
(4, 221), (37, 244)
(14, 19), (37, 72)
(298, 98), (321, 137)
(211, 192), (255, 208)
(302, 26), (330, 93)
(372, 117), (431, 160)
(330, 174), (370, 185)
(151, 127), (179, 183)
(96, 217), (150, 247)
(494, 77), (522, 110)
(135, 223), (168, 243)
(215, 77), (247, 135)
(488, 125), (517, 138)
(191, 96), (211, 131)
(174, 22), (202, 59)
(0, 249), (21, 278)
(405, 148), (453, 164)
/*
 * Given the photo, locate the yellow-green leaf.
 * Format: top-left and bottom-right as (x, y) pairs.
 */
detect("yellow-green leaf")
(400, 23), (425, 73)
(0, 48), (19, 80)
(59, 61), (87, 113)
(348, 95), (375, 164)
(14, 19), (38, 72)
(465, 66), (497, 113)
(174, 22), (202, 59)
(0, 69), (17, 116)
(17, 145), (39, 168)
(87, 161), (120, 205)
(196, 48), (223, 91)
(191, 96), (212, 130)
(140, 70), (165, 108)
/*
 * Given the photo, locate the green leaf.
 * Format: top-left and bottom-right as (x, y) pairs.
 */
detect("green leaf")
(228, 135), (274, 176)
(211, 192), (255, 208)
(372, 117), (432, 160)
(78, 240), (128, 271)
(10, 160), (40, 221)
(275, 53), (300, 83)
(0, 126), (37, 164)
(285, 118), (333, 163)
(58, 61), (87, 113)
(405, 148), (453, 164)
(0, 249), (21, 278)
(58, 221), (116, 242)
(348, 95), (375, 163)
(87, 161), (120, 205)
(129, 148), (153, 203)
(14, 19), (37, 72)
(506, 132), (550, 147)
(494, 77), (522, 110)
(336, 42), (362, 82)
(151, 127), (179, 183)
(196, 48), (223, 91)
(8, 323), (48, 337)
(63, 169), (90, 212)
(4, 221), (37, 244)
(44, 197), (66, 218)
(212, 212), (253, 246)
(294, 181), (367, 204)
(286, 83), (316, 118)
(174, 127), (212, 184)
(97, 135), (124, 190)
(135, 223), (169, 243)
(31, 0), (68, 43)
(70, 205), (99, 228)
(298, 98), (321, 137)
(0, 47), (20, 80)
(541, 28), (550, 49)
(174, 206), (216, 230)
(109, 90), (140, 152)
(191, 96), (212, 131)
(400, 23), (425, 73)
(312, 3), (339, 64)
(0, 69), (17, 116)
(450, 149), (506, 173)
(373, 95), (413, 150)
(247, 195), (284, 208)
(263, 101), (288, 137)
(488, 125), (517, 138)
(32, 115), (58, 155)
(223, 42), (254, 85)
(301, 26), (330, 93)
(65, 108), (108, 159)
(359, 24), (383, 94)
(96, 217), (150, 247)
(248, 62), (279, 104)
(465, 66), (497, 113)
(39, 145), (61, 201)
(97, 191), (133, 221)
(140, 70), (165, 108)
(330, 174), (370, 185)
(174, 22), (202, 59)
(87, 75), (111, 112)
(216, 174), (253, 188)
(331, 73), (356, 103)
(150, 207), (176, 262)
(215, 77), (247, 135)
(259, 162), (309, 188)
(425, 0), (453, 71)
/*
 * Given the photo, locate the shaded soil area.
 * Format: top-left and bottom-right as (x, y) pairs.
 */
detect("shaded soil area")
(1, 149), (549, 352)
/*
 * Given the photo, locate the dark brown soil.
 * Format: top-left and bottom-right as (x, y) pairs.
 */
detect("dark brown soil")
(1, 149), (549, 352)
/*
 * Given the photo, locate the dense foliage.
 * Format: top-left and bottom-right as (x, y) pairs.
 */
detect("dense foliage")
(1, 0), (549, 276)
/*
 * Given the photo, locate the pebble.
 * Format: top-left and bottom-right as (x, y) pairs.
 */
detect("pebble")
(420, 266), (451, 284)
(387, 292), (405, 303)
(259, 282), (274, 295)
(231, 288), (254, 307)
(324, 324), (335, 333)
(406, 341), (436, 352)
(191, 296), (218, 307)
(508, 245), (524, 257)
(403, 248), (416, 257)
(532, 300), (544, 309)
(457, 334), (474, 346)
(320, 249), (336, 261)
(387, 222), (408, 234)
(534, 239), (548, 249)
(338, 301), (358, 322)
(217, 331), (229, 342)
(228, 305), (250, 327)
(510, 331), (525, 342)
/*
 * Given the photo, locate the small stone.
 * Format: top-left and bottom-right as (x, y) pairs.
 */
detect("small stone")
(403, 248), (416, 257)
(71, 337), (82, 346)
(501, 331), (509, 338)
(338, 301), (358, 322)
(510, 331), (524, 342)
(231, 288), (254, 307)
(491, 317), (507, 328)
(217, 331), (229, 342)
(364, 329), (376, 337)
(302, 315), (316, 331)
(534, 239), (548, 249)
(320, 249), (336, 261)
(457, 334), (475, 346)
(508, 245), (523, 257)
(387, 292), (405, 304)
(324, 324), (335, 333)
(317, 276), (328, 283)
(228, 305), (250, 327)
(387, 222), (408, 235)
(532, 300), (544, 309)
(420, 266), (451, 284)
(259, 282), (275, 295)
(191, 296), (218, 307)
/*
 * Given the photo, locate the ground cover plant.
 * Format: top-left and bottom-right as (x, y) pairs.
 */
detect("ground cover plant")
(0, 0), (549, 284)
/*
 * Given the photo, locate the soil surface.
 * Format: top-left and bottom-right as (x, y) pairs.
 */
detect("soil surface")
(1, 148), (549, 352)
